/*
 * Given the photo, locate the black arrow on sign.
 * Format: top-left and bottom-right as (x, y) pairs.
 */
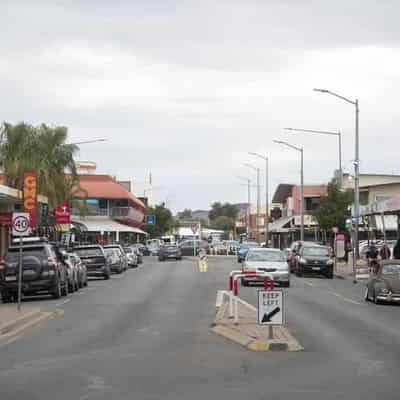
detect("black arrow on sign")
(262, 307), (281, 323)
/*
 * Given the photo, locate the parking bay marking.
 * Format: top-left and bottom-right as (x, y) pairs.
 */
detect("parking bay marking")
(55, 299), (71, 307)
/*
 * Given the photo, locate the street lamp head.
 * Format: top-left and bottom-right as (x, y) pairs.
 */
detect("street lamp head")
(273, 140), (284, 145)
(313, 88), (329, 93)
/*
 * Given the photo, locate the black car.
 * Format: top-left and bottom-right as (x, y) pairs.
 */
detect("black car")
(74, 245), (111, 280)
(295, 245), (334, 278)
(179, 240), (209, 256)
(0, 239), (69, 302)
(159, 244), (182, 261)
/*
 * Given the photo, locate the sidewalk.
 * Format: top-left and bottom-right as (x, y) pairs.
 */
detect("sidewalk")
(335, 257), (369, 280)
(0, 305), (53, 346)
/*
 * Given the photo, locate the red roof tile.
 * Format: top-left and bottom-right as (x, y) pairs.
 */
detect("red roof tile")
(74, 175), (145, 209)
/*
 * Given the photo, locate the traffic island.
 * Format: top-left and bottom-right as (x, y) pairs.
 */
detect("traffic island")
(0, 306), (55, 346)
(211, 293), (303, 352)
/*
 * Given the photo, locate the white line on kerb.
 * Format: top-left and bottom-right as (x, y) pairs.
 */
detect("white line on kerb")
(55, 299), (71, 307)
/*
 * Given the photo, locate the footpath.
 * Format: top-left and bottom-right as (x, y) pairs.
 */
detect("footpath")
(0, 305), (54, 346)
(335, 255), (369, 280)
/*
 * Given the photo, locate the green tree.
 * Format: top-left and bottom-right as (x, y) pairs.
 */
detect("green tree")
(143, 203), (175, 238)
(177, 208), (192, 220)
(314, 181), (353, 231)
(211, 215), (235, 232)
(209, 202), (239, 221)
(0, 122), (79, 209)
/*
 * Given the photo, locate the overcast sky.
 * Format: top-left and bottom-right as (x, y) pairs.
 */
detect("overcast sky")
(1, 0), (400, 212)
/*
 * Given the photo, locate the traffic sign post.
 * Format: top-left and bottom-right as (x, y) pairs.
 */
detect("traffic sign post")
(258, 289), (284, 340)
(12, 213), (31, 311)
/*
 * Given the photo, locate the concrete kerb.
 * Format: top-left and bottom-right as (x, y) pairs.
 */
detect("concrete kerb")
(211, 291), (304, 352)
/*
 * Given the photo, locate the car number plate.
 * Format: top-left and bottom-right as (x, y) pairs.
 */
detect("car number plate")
(312, 267), (320, 271)
(5, 276), (16, 281)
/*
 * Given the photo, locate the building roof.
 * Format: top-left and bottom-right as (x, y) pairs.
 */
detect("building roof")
(272, 184), (294, 203)
(74, 174), (145, 209)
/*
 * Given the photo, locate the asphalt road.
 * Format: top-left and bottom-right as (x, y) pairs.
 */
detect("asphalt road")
(1, 256), (400, 400)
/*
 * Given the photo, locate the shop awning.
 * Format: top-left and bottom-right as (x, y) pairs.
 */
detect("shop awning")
(267, 216), (294, 233)
(71, 216), (148, 235)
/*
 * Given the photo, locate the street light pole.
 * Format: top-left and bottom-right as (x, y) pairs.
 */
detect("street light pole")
(237, 176), (252, 239)
(244, 163), (260, 244)
(314, 88), (360, 258)
(249, 152), (270, 246)
(66, 138), (107, 146)
(273, 140), (304, 241)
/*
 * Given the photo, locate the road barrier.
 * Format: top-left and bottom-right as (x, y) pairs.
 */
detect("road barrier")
(227, 270), (274, 324)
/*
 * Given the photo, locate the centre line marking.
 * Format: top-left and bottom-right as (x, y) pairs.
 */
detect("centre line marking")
(329, 291), (361, 305)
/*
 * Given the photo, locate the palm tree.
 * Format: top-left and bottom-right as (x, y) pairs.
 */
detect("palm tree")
(0, 122), (79, 209)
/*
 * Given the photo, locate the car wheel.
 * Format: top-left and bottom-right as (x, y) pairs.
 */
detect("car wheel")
(104, 273), (110, 280)
(68, 280), (75, 293)
(241, 278), (249, 287)
(373, 289), (380, 305)
(52, 279), (62, 299)
(1, 291), (13, 303)
(282, 281), (290, 288)
(364, 286), (369, 302)
(62, 279), (69, 296)
(326, 271), (334, 279)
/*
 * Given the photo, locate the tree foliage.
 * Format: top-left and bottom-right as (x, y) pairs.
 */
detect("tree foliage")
(177, 208), (192, 220)
(208, 202), (239, 221)
(143, 203), (176, 238)
(211, 215), (235, 232)
(314, 181), (353, 231)
(0, 122), (79, 209)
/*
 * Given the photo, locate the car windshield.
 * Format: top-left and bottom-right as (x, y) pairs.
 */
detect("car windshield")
(241, 242), (259, 249)
(124, 248), (132, 253)
(302, 247), (330, 257)
(75, 248), (103, 257)
(247, 250), (285, 262)
(382, 264), (400, 274)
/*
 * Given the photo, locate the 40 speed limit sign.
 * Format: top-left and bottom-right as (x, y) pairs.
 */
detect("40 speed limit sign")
(12, 212), (31, 236)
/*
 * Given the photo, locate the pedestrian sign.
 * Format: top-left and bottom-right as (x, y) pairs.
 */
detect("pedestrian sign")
(146, 215), (156, 225)
(258, 290), (284, 325)
(12, 212), (31, 236)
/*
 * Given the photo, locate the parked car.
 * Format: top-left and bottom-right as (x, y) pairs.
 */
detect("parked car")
(159, 244), (182, 261)
(103, 245), (128, 271)
(179, 240), (209, 256)
(295, 245), (334, 278)
(0, 238), (69, 302)
(241, 248), (290, 287)
(132, 245), (143, 264)
(137, 244), (150, 256)
(124, 247), (138, 268)
(210, 242), (228, 255)
(365, 260), (400, 304)
(223, 240), (240, 255)
(74, 245), (111, 280)
(60, 249), (79, 292)
(104, 247), (125, 274)
(237, 241), (260, 263)
(68, 252), (88, 288)
(147, 242), (160, 256)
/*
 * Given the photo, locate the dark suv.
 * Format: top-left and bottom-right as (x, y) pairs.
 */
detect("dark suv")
(295, 245), (334, 278)
(0, 240), (69, 302)
(74, 245), (111, 280)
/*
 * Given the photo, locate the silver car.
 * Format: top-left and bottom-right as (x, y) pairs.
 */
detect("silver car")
(241, 248), (290, 287)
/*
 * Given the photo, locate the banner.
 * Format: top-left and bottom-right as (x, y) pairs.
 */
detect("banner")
(23, 172), (37, 227)
(55, 202), (71, 225)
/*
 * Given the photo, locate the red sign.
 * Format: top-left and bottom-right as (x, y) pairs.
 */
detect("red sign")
(55, 202), (70, 224)
(23, 172), (37, 227)
(0, 213), (12, 226)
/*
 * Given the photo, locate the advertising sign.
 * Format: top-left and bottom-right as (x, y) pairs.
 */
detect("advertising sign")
(55, 202), (71, 224)
(23, 172), (37, 227)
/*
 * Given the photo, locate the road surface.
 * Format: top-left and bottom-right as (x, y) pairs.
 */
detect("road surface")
(1, 257), (400, 399)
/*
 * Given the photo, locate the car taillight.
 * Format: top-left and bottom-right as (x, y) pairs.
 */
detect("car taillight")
(47, 257), (57, 268)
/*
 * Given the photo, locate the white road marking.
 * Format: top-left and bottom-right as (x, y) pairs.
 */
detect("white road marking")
(329, 291), (361, 305)
(304, 280), (314, 287)
(55, 299), (71, 307)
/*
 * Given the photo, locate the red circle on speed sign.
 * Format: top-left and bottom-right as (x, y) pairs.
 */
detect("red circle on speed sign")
(13, 215), (30, 233)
